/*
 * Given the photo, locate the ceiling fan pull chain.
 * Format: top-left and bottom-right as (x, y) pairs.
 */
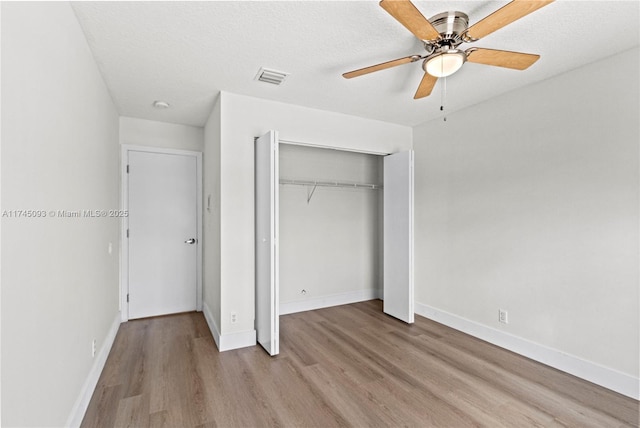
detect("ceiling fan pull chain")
(440, 76), (447, 122)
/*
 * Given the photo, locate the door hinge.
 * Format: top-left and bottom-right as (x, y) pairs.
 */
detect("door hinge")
(126, 165), (129, 173)
(126, 229), (129, 238)
(126, 294), (129, 303)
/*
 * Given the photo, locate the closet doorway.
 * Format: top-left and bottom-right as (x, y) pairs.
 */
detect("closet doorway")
(255, 131), (413, 356)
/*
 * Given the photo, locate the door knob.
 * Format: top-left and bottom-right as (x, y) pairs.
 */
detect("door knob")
(185, 238), (197, 244)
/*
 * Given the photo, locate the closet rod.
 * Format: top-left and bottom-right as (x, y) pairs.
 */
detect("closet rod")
(279, 179), (383, 190)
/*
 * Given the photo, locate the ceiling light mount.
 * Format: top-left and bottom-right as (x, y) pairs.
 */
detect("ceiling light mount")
(427, 11), (469, 48)
(153, 100), (170, 109)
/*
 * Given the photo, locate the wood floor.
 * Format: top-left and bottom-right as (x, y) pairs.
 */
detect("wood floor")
(82, 300), (639, 427)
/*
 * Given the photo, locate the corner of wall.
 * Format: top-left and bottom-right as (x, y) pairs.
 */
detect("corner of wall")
(203, 301), (256, 352)
(202, 301), (221, 350)
(203, 94), (222, 333)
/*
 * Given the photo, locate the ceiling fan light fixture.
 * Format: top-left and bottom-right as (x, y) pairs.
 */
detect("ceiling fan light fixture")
(424, 50), (466, 77)
(344, 0), (554, 99)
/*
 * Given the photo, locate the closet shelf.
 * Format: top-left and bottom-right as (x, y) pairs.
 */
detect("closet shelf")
(279, 179), (383, 190)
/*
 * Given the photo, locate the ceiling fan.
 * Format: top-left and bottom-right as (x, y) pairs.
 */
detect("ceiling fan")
(343, 0), (554, 99)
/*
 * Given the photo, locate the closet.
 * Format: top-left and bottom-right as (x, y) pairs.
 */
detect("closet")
(279, 143), (383, 314)
(256, 131), (413, 356)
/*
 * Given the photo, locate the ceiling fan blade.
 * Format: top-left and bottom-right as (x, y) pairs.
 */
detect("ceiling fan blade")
(343, 56), (420, 79)
(380, 0), (441, 41)
(466, 48), (540, 70)
(466, 0), (554, 40)
(414, 73), (438, 99)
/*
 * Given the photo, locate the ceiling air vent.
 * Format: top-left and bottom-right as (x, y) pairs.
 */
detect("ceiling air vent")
(255, 67), (289, 85)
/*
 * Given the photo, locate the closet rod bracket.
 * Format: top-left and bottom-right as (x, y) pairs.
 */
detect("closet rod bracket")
(307, 183), (318, 204)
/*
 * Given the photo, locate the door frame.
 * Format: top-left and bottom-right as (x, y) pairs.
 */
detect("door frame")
(120, 145), (203, 322)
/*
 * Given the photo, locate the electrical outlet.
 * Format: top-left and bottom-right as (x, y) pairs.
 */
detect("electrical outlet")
(92, 339), (97, 357)
(499, 309), (509, 324)
(231, 312), (237, 323)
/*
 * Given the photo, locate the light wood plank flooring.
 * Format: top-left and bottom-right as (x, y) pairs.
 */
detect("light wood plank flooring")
(82, 300), (639, 427)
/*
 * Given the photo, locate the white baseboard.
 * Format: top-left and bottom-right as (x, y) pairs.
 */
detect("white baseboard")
(218, 328), (256, 351)
(202, 301), (221, 350)
(66, 312), (121, 428)
(203, 302), (256, 352)
(414, 302), (639, 400)
(280, 288), (380, 315)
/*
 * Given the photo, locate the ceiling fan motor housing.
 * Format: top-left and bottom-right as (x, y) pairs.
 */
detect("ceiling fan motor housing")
(428, 11), (469, 48)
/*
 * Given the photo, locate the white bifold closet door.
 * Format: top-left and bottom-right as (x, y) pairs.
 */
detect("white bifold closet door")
(383, 150), (415, 323)
(255, 131), (280, 355)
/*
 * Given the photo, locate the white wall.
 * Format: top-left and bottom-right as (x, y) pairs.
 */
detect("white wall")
(205, 91), (411, 346)
(0, 4), (4, 423)
(413, 48), (639, 396)
(279, 145), (383, 310)
(1, 2), (120, 426)
(120, 116), (203, 151)
(203, 96), (222, 338)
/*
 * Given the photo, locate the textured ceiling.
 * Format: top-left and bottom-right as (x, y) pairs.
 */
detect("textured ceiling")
(71, 1), (640, 128)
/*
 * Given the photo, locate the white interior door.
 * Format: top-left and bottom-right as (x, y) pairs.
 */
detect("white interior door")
(383, 150), (414, 323)
(128, 150), (198, 319)
(255, 131), (279, 355)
